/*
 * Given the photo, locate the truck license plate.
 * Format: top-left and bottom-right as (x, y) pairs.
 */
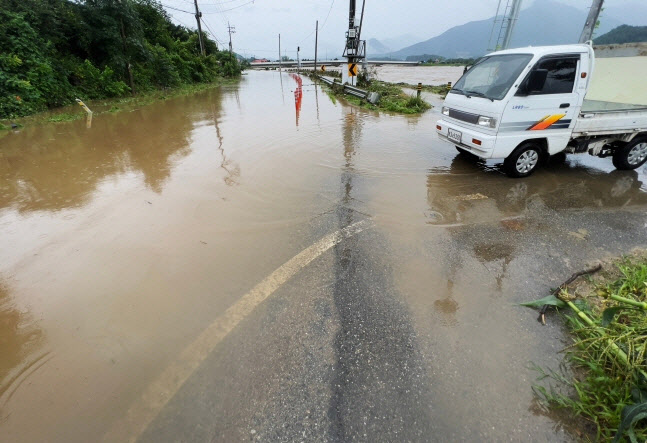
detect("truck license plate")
(448, 128), (462, 144)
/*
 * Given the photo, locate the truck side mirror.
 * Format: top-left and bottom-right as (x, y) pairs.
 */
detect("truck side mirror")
(527, 69), (548, 93)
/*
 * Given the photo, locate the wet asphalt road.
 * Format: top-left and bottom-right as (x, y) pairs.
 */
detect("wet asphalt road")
(2, 71), (647, 442)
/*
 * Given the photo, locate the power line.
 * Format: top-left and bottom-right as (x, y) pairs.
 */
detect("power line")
(202, 0), (256, 13)
(319, 0), (336, 31)
(201, 17), (226, 46)
(160, 3), (193, 14)
(297, 0), (334, 45)
(198, 0), (254, 5)
(209, 0), (231, 28)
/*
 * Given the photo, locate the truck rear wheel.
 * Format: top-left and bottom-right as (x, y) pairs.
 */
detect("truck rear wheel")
(612, 137), (647, 170)
(503, 142), (542, 178)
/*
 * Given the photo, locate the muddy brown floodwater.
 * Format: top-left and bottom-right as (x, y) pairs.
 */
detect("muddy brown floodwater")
(2, 70), (647, 442)
(317, 64), (464, 86)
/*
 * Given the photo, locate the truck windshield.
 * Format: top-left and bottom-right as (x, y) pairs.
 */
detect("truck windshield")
(451, 53), (532, 101)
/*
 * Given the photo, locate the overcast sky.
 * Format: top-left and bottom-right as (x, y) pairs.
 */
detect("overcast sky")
(161, 0), (641, 59)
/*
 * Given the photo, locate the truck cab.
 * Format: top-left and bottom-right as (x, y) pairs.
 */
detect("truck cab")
(435, 44), (647, 177)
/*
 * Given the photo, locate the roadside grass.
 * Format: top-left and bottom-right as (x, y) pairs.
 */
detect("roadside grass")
(367, 81), (431, 114)
(395, 82), (451, 98)
(0, 78), (238, 130)
(47, 112), (83, 123)
(527, 257), (647, 442)
(325, 90), (337, 105)
(420, 62), (466, 67)
(319, 77), (431, 115)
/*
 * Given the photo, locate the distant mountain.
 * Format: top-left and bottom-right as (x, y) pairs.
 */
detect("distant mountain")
(594, 25), (647, 45)
(366, 34), (422, 56)
(378, 1), (621, 60)
(602, 2), (647, 28)
(379, 34), (422, 52)
(367, 38), (390, 55)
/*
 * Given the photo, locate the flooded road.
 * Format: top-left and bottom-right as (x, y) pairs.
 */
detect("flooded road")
(2, 70), (647, 442)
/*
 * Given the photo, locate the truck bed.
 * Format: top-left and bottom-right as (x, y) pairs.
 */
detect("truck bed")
(572, 45), (647, 136)
(573, 99), (647, 136)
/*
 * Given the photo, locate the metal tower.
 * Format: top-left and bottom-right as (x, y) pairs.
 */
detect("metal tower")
(488, 0), (523, 52)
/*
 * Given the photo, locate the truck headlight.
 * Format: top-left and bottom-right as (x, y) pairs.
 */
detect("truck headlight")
(442, 106), (449, 116)
(478, 115), (497, 128)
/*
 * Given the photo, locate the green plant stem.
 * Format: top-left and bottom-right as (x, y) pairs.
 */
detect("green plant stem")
(564, 298), (647, 380)
(609, 294), (647, 310)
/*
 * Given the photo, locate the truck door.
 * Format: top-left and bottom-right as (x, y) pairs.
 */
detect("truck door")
(501, 54), (582, 154)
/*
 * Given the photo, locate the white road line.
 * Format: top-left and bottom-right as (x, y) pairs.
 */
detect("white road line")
(103, 219), (371, 443)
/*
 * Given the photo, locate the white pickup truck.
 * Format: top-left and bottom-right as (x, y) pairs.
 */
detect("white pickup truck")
(436, 43), (647, 177)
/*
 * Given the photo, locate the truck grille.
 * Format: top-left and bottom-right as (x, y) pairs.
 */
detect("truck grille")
(448, 108), (480, 125)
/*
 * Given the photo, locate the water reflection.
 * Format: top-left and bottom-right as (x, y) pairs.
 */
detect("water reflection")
(290, 74), (303, 126)
(210, 102), (240, 186)
(426, 155), (647, 226)
(0, 281), (46, 419)
(473, 242), (516, 290)
(314, 83), (320, 124)
(433, 279), (458, 326)
(0, 90), (228, 213)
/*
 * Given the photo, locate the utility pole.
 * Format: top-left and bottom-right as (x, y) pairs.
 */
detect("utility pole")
(501, 0), (522, 50)
(297, 46), (301, 72)
(278, 33), (282, 71)
(116, 0), (135, 94)
(579, 0), (604, 43)
(314, 20), (319, 73)
(227, 22), (236, 60)
(343, 0), (366, 85)
(193, 0), (205, 56)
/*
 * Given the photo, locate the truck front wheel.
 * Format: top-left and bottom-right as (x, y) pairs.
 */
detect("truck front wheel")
(612, 137), (647, 170)
(503, 142), (542, 178)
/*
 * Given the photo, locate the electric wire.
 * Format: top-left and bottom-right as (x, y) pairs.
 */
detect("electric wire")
(202, 0), (256, 13)
(296, 0), (335, 45)
(201, 17), (226, 47)
(319, 0), (335, 31)
(160, 3), (193, 14)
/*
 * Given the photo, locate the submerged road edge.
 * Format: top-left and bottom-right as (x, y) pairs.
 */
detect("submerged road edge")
(103, 219), (372, 443)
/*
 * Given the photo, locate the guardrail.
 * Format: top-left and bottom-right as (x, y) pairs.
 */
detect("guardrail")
(317, 76), (369, 100)
(344, 84), (367, 99)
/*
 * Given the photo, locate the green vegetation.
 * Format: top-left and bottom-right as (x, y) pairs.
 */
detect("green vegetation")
(525, 257), (647, 442)
(47, 112), (82, 123)
(595, 25), (647, 45)
(395, 82), (450, 98)
(316, 74), (431, 115)
(419, 57), (476, 66)
(3, 78), (233, 128)
(0, 0), (241, 120)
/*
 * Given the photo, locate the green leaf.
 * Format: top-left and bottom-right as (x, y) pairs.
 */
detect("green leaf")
(601, 306), (627, 327)
(601, 306), (641, 326)
(520, 294), (567, 308)
(613, 402), (647, 443)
